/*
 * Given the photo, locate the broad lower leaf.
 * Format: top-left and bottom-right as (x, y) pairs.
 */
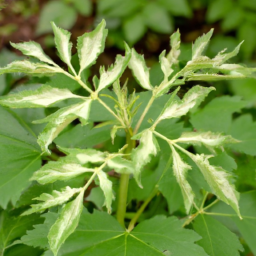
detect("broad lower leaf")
(0, 85), (81, 108)
(31, 160), (94, 184)
(193, 215), (243, 256)
(191, 153), (241, 217)
(176, 131), (238, 147)
(48, 190), (84, 256)
(10, 41), (56, 65)
(96, 44), (131, 92)
(107, 156), (135, 174)
(192, 29), (213, 60)
(97, 170), (113, 213)
(35, 100), (92, 153)
(128, 48), (153, 90)
(0, 211), (41, 255)
(0, 106), (41, 208)
(132, 130), (159, 186)
(171, 145), (194, 213)
(209, 191), (256, 255)
(22, 187), (82, 215)
(51, 22), (72, 68)
(0, 60), (60, 76)
(77, 20), (107, 75)
(158, 85), (214, 121)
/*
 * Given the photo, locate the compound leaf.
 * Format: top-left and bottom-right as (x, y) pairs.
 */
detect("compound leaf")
(77, 20), (107, 75)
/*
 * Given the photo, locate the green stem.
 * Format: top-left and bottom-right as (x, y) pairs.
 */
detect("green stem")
(134, 94), (155, 134)
(116, 128), (135, 227)
(128, 188), (158, 232)
(203, 198), (219, 211)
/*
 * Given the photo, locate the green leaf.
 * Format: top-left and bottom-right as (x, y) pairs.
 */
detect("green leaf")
(48, 190), (84, 256)
(159, 0), (192, 17)
(37, 1), (76, 35)
(0, 60), (60, 76)
(132, 130), (159, 186)
(176, 131), (238, 148)
(0, 106), (41, 208)
(31, 159), (94, 184)
(10, 41), (56, 65)
(190, 96), (246, 133)
(77, 20), (107, 75)
(192, 29), (214, 60)
(97, 170), (113, 213)
(171, 145), (194, 214)
(72, 0), (92, 16)
(228, 114), (256, 155)
(0, 211), (41, 255)
(123, 14), (146, 45)
(190, 153), (241, 217)
(0, 85), (82, 108)
(51, 22), (73, 69)
(96, 44), (131, 92)
(193, 215), (243, 256)
(142, 3), (173, 34)
(35, 100), (92, 154)
(22, 186), (82, 215)
(128, 48), (153, 90)
(209, 191), (256, 255)
(21, 212), (58, 249)
(158, 85), (214, 121)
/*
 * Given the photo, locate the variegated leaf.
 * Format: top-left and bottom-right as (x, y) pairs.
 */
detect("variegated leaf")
(159, 50), (173, 83)
(77, 20), (107, 75)
(48, 189), (84, 256)
(22, 186), (81, 215)
(51, 22), (73, 68)
(31, 161), (94, 184)
(176, 132), (239, 147)
(10, 41), (56, 65)
(158, 85), (214, 121)
(167, 29), (181, 65)
(192, 29), (213, 60)
(97, 170), (114, 213)
(0, 60), (61, 76)
(59, 147), (107, 164)
(132, 130), (159, 186)
(171, 145), (194, 213)
(96, 44), (131, 92)
(128, 48), (153, 90)
(0, 85), (81, 108)
(191, 153), (241, 218)
(36, 100), (92, 153)
(107, 156), (134, 174)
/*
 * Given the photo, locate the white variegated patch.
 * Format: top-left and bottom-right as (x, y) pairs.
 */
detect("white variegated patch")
(132, 130), (159, 186)
(107, 156), (134, 174)
(167, 30), (181, 65)
(48, 189), (84, 256)
(22, 186), (81, 215)
(171, 145), (194, 213)
(97, 170), (114, 213)
(0, 85), (81, 108)
(51, 22), (73, 67)
(10, 41), (56, 65)
(36, 100), (92, 153)
(128, 48), (153, 90)
(191, 154), (241, 218)
(77, 20), (107, 75)
(176, 132), (239, 147)
(31, 162), (94, 184)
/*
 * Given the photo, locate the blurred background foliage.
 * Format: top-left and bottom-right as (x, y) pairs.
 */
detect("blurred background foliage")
(1, 1), (256, 255)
